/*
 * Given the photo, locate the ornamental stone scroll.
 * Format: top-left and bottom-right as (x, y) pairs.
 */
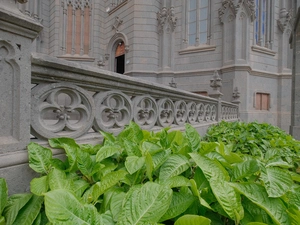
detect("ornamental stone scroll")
(31, 83), (95, 139)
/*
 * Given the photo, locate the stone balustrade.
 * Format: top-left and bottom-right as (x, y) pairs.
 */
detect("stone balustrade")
(31, 53), (239, 142)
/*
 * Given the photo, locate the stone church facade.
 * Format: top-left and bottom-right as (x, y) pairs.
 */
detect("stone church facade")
(21, 0), (296, 132)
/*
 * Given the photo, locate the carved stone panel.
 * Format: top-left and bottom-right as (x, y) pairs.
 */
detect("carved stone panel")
(0, 40), (21, 151)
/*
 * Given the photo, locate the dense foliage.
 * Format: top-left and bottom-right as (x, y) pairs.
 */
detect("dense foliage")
(0, 121), (300, 225)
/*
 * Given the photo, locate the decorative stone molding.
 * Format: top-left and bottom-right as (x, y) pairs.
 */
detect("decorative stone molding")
(209, 70), (223, 99)
(157, 7), (177, 33)
(169, 78), (177, 88)
(277, 8), (293, 33)
(218, 0), (237, 23)
(219, 0), (255, 23)
(17, 0), (28, 3)
(236, 0), (255, 22)
(112, 17), (123, 32)
(30, 53), (239, 140)
(232, 87), (241, 104)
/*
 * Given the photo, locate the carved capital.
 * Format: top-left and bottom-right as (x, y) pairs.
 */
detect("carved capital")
(157, 7), (177, 33)
(17, 0), (28, 3)
(232, 87), (241, 104)
(277, 8), (293, 33)
(218, 0), (237, 23)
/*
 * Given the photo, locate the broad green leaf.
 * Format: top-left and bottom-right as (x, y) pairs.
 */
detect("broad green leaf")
(0, 216), (5, 225)
(185, 124), (201, 152)
(99, 210), (115, 225)
(260, 167), (293, 197)
(210, 179), (244, 223)
(285, 187), (300, 209)
(118, 182), (172, 225)
(199, 142), (219, 155)
(152, 149), (172, 171)
(0, 178), (7, 215)
(289, 171), (300, 182)
(100, 131), (116, 143)
(96, 145), (121, 162)
(141, 141), (163, 155)
(12, 195), (43, 225)
(167, 130), (184, 147)
(159, 154), (190, 181)
(145, 152), (154, 182)
(50, 158), (65, 170)
(123, 140), (142, 157)
(190, 179), (212, 210)
(287, 207), (300, 225)
(174, 215), (211, 225)
(266, 158), (293, 168)
(72, 179), (90, 198)
(48, 138), (79, 172)
(48, 168), (72, 191)
(231, 183), (290, 225)
(246, 223), (269, 225)
(110, 192), (126, 222)
(80, 143), (101, 155)
(117, 122), (143, 143)
(159, 191), (195, 222)
(125, 156), (145, 175)
(3, 193), (32, 225)
(189, 153), (229, 181)
(193, 167), (209, 189)
(30, 176), (49, 196)
(161, 176), (191, 188)
(83, 170), (127, 203)
(232, 159), (260, 181)
(44, 189), (100, 225)
(32, 213), (41, 225)
(27, 142), (53, 174)
(77, 149), (102, 177)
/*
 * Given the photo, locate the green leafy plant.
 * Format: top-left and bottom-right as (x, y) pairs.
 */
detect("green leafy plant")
(1, 121), (300, 224)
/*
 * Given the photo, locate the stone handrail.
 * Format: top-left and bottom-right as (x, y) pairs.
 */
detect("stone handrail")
(31, 53), (239, 142)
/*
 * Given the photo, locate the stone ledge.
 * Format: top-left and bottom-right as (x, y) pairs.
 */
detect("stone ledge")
(251, 45), (276, 56)
(179, 45), (216, 55)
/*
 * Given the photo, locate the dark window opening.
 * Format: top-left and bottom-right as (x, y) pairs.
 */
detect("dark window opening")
(116, 54), (125, 74)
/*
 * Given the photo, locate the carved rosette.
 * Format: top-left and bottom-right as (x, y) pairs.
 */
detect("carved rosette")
(31, 83), (95, 139)
(174, 100), (187, 125)
(133, 95), (158, 129)
(196, 103), (206, 122)
(187, 102), (198, 124)
(93, 91), (133, 134)
(157, 98), (175, 127)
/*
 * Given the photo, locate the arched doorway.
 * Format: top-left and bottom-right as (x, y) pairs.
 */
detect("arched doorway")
(115, 41), (125, 74)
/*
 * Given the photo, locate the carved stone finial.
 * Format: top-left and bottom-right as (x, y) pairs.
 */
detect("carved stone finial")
(209, 70), (223, 99)
(157, 7), (177, 33)
(232, 87), (241, 104)
(169, 78), (177, 88)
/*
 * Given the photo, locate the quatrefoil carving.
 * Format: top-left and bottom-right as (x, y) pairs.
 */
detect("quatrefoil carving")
(31, 83), (95, 139)
(93, 91), (133, 134)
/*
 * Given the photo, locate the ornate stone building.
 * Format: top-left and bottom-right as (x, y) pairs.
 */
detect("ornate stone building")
(21, 0), (295, 131)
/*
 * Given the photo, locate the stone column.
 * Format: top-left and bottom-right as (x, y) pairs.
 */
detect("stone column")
(290, 7), (300, 139)
(0, 0), (42, 193)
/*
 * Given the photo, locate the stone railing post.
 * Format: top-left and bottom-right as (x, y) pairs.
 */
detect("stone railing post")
(209, 70), (223, 121)
(0, 1), (42, 152)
